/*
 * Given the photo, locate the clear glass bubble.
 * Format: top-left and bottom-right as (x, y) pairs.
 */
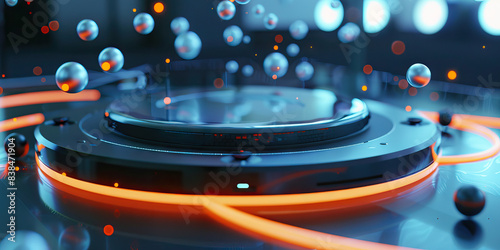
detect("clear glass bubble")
(235, 0), (251, 4)
(263, 52), (288, 79)
(77, 19), (99, 41)
(170, 17), (189, 35)
(175, 31), (202, 60)
(287, 43), (300, 57)
(264, 13), (279, 30)
(58, 226), (90, 250)
(289, 20), (309, 40)
(295, 61), (314, 81)
(338, 22), (360, 43)
(243, 35), (251, 44)
(55, 62), (88, 93)
(242, 65), (254, 77)
(133, 13), (155, 35)
(226, 60), (239, 73)
(98, 47), (124, 73)
(252, 4), (265, 18)
(5, 0), (17, 7)
(406, 63), (431, 88)
(223, 25), (243, 46)
(217, 0), (236, 21)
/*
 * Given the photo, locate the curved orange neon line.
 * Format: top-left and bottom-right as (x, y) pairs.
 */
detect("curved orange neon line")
(0, 113), (45, 132)
(36, 154), (439, 211)
(204, 201), (417, 250)
(0, 90), (101, 108)
(419, 111), (500, 165)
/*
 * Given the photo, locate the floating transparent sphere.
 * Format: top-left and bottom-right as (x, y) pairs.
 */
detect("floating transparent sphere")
(252, 4), (265, 18)
(217, 0), (236, 21)
(235, 0), (251, 4)
(287, 43), (300, 57)
(55, 62), (88, 93)
(223, 25), (243, 46)
(133, 13), (155, 35)
(77, 19), (99, 41)
(289, 20), (309, 40)
(5, 0), (17, 7)
(170, 17), (189, 35)
(264, 13), (279, 30)
(263, 52), (288, 79)
(295, 61), (314, 81)
(226, 60), (239, 73)
(58, 226), (90, 250)
(242, 65), (254, 77)
(406, 63), (431, 88)
(338, 22), (360, 43)
(243, 35), (251, 44)
(98, 47), (124, 73)
(175, 31), (202, 60)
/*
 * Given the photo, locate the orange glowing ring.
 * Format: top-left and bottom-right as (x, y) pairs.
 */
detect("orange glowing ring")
(0, 113), (45, 132)
(0, 90), (101, 109)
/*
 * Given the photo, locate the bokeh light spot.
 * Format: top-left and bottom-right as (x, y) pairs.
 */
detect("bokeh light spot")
(214, 78), (224, 88)
(163, 97), (172, 105)
(154, 2), (164, 13)
(398, 79), (408, 89)
(41, 26), (49, 34)
(133, 8), (137, 12)
(101, 62), (111, 71)
(61, 84), (69, 92)
(62, 172), (66, 176)
(393, 76), (399, 82)
(103, 225), (114, 236)
(362, 85), (367, 91)
(363, 64), (373, 75)
(391, 40), (405, 55)
(165, 58), (171, 63)
(275, 34), (283, 43)
(49, 21), (59, 31)
(272, 74), (278, 80)
(447, 70), (457, 80)
(408, 87), (418, 96)
(114, 182), (119, 187)
(405, 105), (412, 112)
(41, 77), (46, 82)
(273, 45), (278, 50)
(33, 66), (42, 76)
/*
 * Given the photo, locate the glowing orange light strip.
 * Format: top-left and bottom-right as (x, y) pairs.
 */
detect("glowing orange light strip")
(0, 90), (101, 108)
(0, 113), (45, 132)
(204, 201), (417, 250)
(419, 111), (500, 165)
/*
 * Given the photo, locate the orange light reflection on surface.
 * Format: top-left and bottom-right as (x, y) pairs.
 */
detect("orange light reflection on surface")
(0, 113), (45, 132)
(0, 90), (100, 108)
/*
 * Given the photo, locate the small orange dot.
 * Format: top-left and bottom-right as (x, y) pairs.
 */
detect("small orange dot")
(227, 36), (234, 43)
(447, 70), (457, 80)
(61, 84), (69, 92)
(272, 75), (277, 80)
(273, 45), (278, 50)
(405, 106), (412, 112)
(391, 40), (405, 55)
(482, 45), (485, 49)
(41, 77), (46, 82)
(104, 112), (109, 117)
(62, 172), (67, 176)
(49, 21), (59, 31)
(13, 118), (17, 122)
(1, 74), (5, 77)
(133, 8), (137, 12)
(275, 34), (283, 43)
(165, 58), (171, 63)
(214, 78), (224, 88)
(362, 85), (367, 91)
(101, 62), (111, 71)
(15, 167), (19, 171)
(255, 54), (257, 56)
(33, 66), (42, 76)
(41, 26), (49, 34)
(114, 182), (119, 187)
(154, 2), (164, 13)
(393, 76), (399, 82)
(310, 46), (313, 48)
(164, 97), (172, 105)
(103, 225), (114, 236)
(430, 92), (439, 101)
(363, 65), (373, 75)
(408, 87), (418, 96)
